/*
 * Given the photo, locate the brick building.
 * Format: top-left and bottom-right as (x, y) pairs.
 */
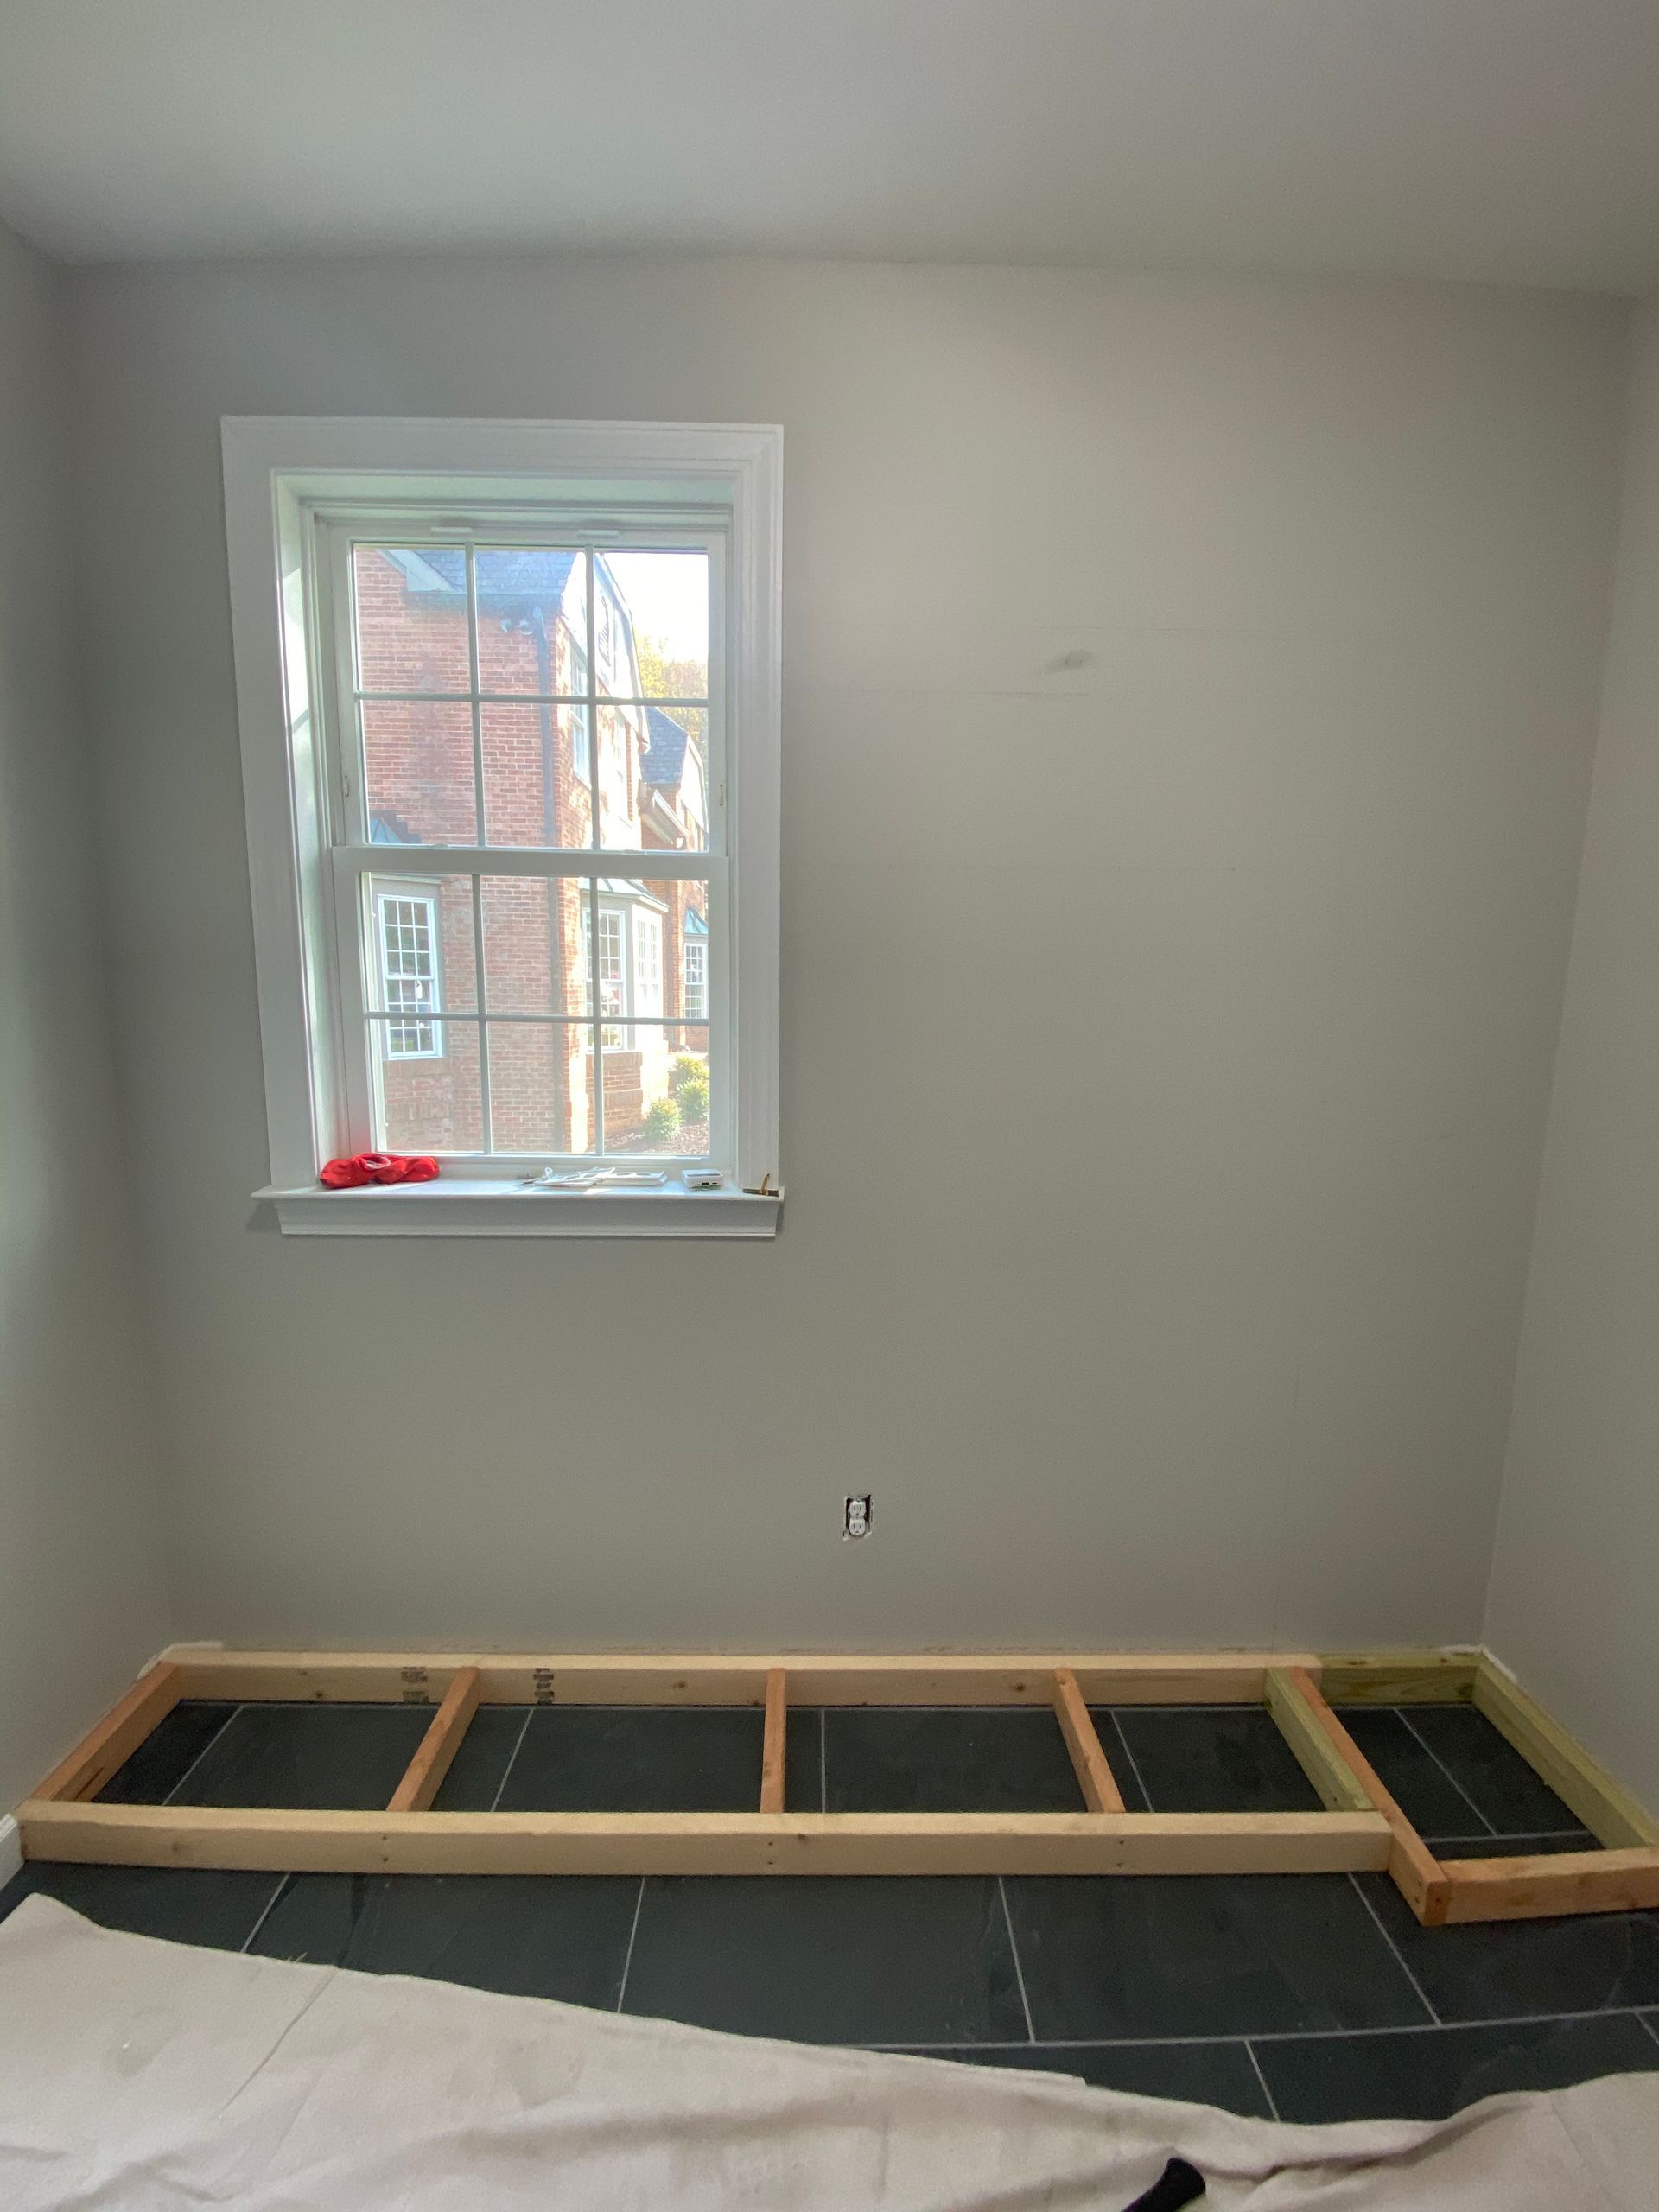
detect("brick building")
(355, 544), (709, 1157)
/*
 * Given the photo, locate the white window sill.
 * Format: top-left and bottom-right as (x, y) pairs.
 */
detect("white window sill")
(254, 1179), (783, 1240)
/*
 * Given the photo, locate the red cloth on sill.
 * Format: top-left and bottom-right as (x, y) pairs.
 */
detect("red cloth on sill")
(319, 1153), (440, 1189)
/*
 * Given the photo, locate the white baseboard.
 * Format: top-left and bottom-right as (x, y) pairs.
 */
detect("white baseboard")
(0, 1815), (21, 1890)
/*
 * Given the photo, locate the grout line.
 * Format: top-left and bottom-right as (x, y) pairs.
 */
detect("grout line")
(1424, 1831), (1592, 1849)
(1395, 1709), (1495, 1835)
(1638, 2012), (1659, 2056)
(161, 1703), (244, 1806)
(486, 1710), (536, 1814)
(996, 1875), (1037, 2044)
(868, 2005), (1654, 2053)
(1245, 2040), (1281, 2120)
(239, 1873), (290, 1955)
(1104, 1712), (1154, 1811)
(614, 1878), (646, 2012)
(819, 1708), (828, 1814)
(1347, 1872), (1441, 2026)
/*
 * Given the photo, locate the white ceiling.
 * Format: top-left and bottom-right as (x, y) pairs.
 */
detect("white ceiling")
(3, 0), (1658, 292)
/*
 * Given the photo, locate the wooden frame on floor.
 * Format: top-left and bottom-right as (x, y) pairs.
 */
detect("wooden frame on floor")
(15, 1647), (1656, 1921)
(1314, 1651), (1659, 1924)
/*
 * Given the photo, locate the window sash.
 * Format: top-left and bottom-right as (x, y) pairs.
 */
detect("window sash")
(319, 516), (728, 1168)
(334, 848), (729, 1165)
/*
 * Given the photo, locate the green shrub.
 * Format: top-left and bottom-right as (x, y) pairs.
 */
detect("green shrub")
(677, 1071), (709, 1122)
(669, 1053), (704, 1098)
(640, 1096), (682, 1147)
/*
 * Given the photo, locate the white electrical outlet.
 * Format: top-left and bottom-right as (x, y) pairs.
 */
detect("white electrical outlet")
(844, 1494), (872, 1540)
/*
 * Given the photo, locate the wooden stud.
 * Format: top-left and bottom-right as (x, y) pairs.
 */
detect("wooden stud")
(1051, 1668), (1125, 1813)
(1274, 1668), (1452, 1924)
(1265, 1669), (1376, 1815)
(29, 1662), (184, 1805)
(1440, 1847), (1659, 1923)
(168, 1649), (1319, 1707)
(386, 1668), (480, 1814)
(1316, 1651), (1479, 1705)
(1471, 1661), (1659, 1851)
(16, 1800), (1392, 1878)
(760, 1668), (787, 1813)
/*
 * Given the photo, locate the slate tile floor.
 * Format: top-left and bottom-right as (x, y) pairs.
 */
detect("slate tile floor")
(4, 1698), (1657, 2123)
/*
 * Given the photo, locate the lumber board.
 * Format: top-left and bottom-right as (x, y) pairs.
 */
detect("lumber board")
(1440, 1847), (1659, 1923)
(1316, 1651), (1478, 1705)
(386, 1668), (480, 1814)
(168, 1649), (1319, 1706)
(1264, 1669), (1375, 1815)
(1051, 1668), (1125, 1813)
(29, 1662), (184, 1804)
(760, 1668), (787, 1813)
(1274, 1668), (1451, 1923)
(1471, 1662), (1659, 1852)
(16, 1800), (1393, 1878)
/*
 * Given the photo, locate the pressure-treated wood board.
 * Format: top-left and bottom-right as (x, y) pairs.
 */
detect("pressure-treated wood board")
(16, 1800), (1392, 1878)
(1440, 1847), (1659, 1923)
(1471, 1660), (1659, 1852)
(1316, 1650), (1480, 1705)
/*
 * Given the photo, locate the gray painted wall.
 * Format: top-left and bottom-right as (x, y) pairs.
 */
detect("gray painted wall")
(0, 220), (170, 1809)
(1485, 297), (1659, 1808)
(66, 255), (1628, 1654)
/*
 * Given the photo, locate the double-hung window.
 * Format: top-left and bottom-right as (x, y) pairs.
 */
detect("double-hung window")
(224, 419), (781, 1236)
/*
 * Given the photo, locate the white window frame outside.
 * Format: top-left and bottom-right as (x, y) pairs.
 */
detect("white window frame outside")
(375, 886), (443, 1059)
(683, 934), (708, 1024)
(223, 416), (781, 1239)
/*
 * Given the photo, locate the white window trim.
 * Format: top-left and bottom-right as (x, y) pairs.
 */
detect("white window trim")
(223, 416), (781, 1239)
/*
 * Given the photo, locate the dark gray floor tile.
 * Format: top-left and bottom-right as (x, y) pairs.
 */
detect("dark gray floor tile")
(1106, 1708), (1323, 1814)
(825, 1707), (1084, 1813)
(1256, 2012), (1659, 2123)
(621, 1875), (1027, 2044)
(1404, 1706), (1580, 1836)
(171, 1701), (434, 1809)
(1095, 1714), (1152, 1810)
(1006, 1874), (1430, 2040)
(785, 1707), (824, 1813)
(1357, 1871), (1659, 2019)
(1332, 1707), (1488, 1837)
(896, 2039), (1273, 2114)
(497, 1706), (767, 1812)
(0, 1860), (281, 1951)
(1428, 1831), (1597, 1859)
(95, 1700), (240, 1804)
(429, 1706), (531, 1811)
(248, 1870), (639, 2004)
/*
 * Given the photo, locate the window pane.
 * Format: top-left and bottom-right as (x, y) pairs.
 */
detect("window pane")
(372, 1018), (485, 1153)
(593, 1026), (711, 1156)
(365, 874), (477, 1015)
(636, 704), (709, 852)
(486, 1022), (596, 1156)
(362, 700), (478, 845)
(480, 702), (593, 847)
(480, 876), (589, 1016)
(353, 545), (470, 696)
(600, 550), (708, 701)
(588, 877), (710, 1027)
(473, 549), (586, 696)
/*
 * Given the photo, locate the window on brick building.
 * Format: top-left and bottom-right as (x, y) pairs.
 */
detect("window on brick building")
(683, 936), (708, 1024)
(377, 889), (442, 1058)
(226, 420), (780, 1234)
